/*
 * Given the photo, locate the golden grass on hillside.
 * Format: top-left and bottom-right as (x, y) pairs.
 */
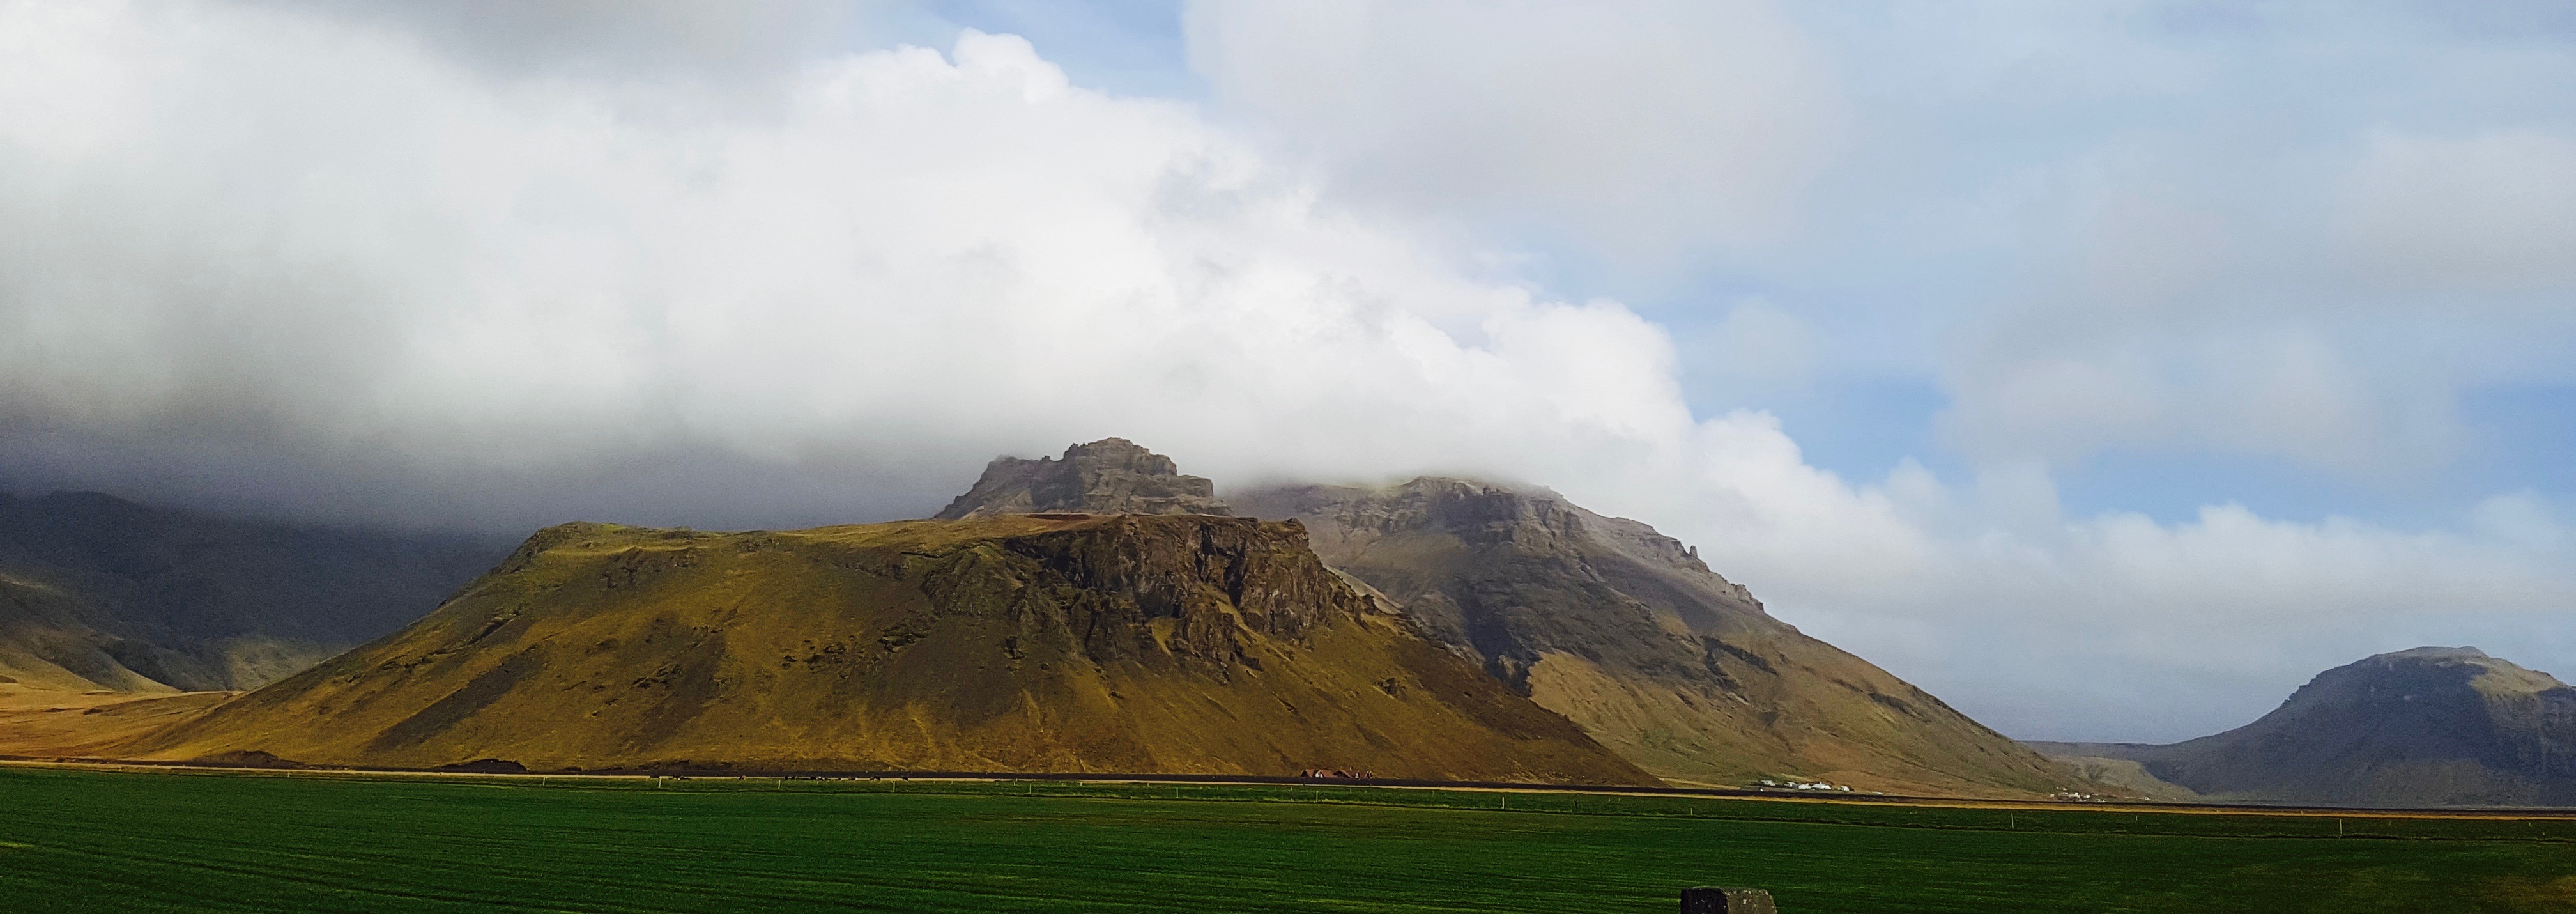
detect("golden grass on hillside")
(0, 688), (236, 757)
(119, 515), (1654, 785)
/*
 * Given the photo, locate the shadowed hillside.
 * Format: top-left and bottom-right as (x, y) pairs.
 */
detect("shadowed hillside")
(1232, 477), (2088, 798)
(0, 490), (508, 693)
(2032, 647), (2576, 806)
(125, 514), (1653, 784)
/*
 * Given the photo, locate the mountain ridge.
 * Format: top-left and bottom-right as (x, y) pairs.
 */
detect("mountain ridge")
(13, 440), (2085, 798)
(2029, 646), (2576, 806)
(122, 513), (1654, 784)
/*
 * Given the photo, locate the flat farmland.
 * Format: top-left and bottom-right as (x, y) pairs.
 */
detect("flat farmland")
(1, 764), (2570, 912)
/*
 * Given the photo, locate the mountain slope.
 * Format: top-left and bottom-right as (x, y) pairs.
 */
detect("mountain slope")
(1232, 477), (2087, 798)
(2032, 647), (2576, 806)
(125, 514), (1654, 784)
(0, 491), (508, 693)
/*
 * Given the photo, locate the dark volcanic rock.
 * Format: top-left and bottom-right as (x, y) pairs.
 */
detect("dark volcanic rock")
(1232, 477), (2086, 798)
(935, 438), (1233, 519)
(2039, 647), (2576, 807)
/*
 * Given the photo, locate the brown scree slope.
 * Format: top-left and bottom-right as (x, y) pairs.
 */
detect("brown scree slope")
(121, 514), (1653, 784)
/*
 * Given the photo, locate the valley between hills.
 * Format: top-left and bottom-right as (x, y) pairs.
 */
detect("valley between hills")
(4, 438), (2572, 809)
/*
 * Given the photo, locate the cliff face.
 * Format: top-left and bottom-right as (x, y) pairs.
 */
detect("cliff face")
(2041, 647), (2576, 806)
(936, 438), (1232, 519)
(0, 490), (507, 693)
(126, 514), (1652, 784)
(1233, 477), (2087, 798)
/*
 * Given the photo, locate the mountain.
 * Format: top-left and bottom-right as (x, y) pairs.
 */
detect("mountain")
(936, 438), (1232, 519)
(123, 513), (1655, 784)
(2030, 647), (2576, 806)
(0, 490), (509, 693)
(1231, 478), (2087, 798)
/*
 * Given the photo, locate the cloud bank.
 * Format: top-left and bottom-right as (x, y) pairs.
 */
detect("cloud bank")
(0, 1), (2569, 741)
(1184, 0), (1848, 264)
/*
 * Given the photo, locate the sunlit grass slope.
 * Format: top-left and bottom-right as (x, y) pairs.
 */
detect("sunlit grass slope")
(1, 766), (2571, 913)
(124, 515), (1650, 784)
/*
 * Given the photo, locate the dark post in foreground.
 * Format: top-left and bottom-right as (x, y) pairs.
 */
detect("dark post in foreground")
(1682, 887), (1776, 913)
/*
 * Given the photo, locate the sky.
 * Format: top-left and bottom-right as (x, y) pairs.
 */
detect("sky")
(1, 0), (2572, 742)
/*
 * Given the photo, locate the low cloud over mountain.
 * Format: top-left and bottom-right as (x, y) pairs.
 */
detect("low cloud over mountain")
(1, 1), (2570, 741)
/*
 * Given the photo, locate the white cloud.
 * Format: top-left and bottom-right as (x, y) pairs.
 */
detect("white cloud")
(1182, 0), (1849, 265)
(0, 1), (1726, 522)
(1942, 327), (2463, 476)
(1916, 120), (2563, 480)
(1781, 6), (2576, 484)
(0, 0), (2568, 743)
(2335, 128), (2576, 293)
(1747, 487), (2576, 743)
(241, 0), (885, 79)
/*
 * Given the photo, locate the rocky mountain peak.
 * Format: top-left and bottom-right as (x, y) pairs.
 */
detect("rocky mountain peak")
(933, 438), (1233, 520)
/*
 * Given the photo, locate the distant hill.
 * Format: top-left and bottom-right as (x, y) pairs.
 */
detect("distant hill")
(1230, 477), (2087, 798)
(937, 438), (1232, 519)
(0, 490), (508, 693)
(124, 514), (1654, 784)
(2029, 647), (2576, 806)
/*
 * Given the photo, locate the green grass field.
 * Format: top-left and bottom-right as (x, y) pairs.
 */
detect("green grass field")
(2, 765), (2571, 912)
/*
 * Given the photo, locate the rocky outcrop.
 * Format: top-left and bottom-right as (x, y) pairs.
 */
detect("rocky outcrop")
(1235, 479), (1763, 668)
(123, 514), (1653, 784)
(2032, 647), (2576, 806)
(1233, 477), (2088, 798)
(1002, 515), (1367, 665)
(935, 438), (1233, 519)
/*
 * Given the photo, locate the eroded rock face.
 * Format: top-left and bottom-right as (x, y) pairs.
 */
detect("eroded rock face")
(1235, 479), (1762, 669)
(1233, 477), (2089, 798)
(1006, 516), (1367, 666)
(935, 438), (1234, 519)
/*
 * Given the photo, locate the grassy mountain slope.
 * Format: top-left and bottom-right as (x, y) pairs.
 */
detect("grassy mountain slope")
(2034, 647), (2576, 806)
(0, 690), (236, 757)
(0, 569), (177, 693)
(1234, 478), (2087, 798)
(125, 515), (1653, 784)
(0, 490), (507, 692)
